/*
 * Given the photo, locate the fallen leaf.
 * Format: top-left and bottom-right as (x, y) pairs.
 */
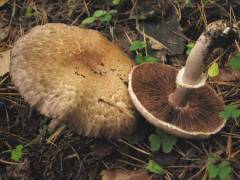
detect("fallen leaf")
(132, 0), (187, 56)
(101, 169), (149, 180)
(0, 0), (8, 7)
(0, 49), (11, 76)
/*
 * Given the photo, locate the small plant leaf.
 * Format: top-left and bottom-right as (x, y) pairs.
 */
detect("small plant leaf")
(208, 62), (219, 77)
(143, 55), (159, 63)
(219, 161), (231, 180)
(11, 144), (24, 161)
(186, 42), (195, 55)
(208, 164), (219, 178)
(25, 7), (33, 17)
(109, 10), (118, 15)
(207, 154), (231, 180)
(162, 135), (177, 154)
(99, 14), (112, 22)
(16, 144), (23, 151)
(185, 0), (194, 6)
(154, 129), (177, 153)
(112, 0), (121, 5)
(229, 53), (240, 71)
(231, 109), (240, 119)
(129, 41), (147, 51)
(81, 17), (96, 25)
(146, 160), (163, 175)
(135, 53), (143, 64)
(219, 104), (240, 120)
(207, 154), (218, 164)
(93, 10), (107, 18)
(149, 134), (161, 151)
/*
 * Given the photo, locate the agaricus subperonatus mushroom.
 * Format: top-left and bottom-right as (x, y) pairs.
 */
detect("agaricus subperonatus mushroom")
(10, 23), (138, 137)
(128, 20), (238, 139)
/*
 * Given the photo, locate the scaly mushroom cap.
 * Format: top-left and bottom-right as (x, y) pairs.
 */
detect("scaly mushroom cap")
(10, 23), (138, 137)
(128, 63), (225, 139)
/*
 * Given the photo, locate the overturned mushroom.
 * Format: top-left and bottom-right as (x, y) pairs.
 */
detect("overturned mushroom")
(128, 20), (237, 139)
(10, 23), (138, 137)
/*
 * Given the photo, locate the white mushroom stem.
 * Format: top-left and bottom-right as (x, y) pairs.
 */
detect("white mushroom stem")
(182, 34), (212, 84)
(168, 34), (212, 107)
(168, 20), (237, 107)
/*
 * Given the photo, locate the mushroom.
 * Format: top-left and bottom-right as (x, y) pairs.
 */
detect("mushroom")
(128, 20), (238, 139)
(10, 23), (138, 137)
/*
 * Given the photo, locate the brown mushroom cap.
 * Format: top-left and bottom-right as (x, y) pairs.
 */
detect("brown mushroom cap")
(10, 23), (138, 137)
(128, 63), (225, 139)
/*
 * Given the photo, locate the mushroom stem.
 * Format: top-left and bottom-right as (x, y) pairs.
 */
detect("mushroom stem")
(168, 34), (212, 107)
(169, 20), (237, 107)
(168, 87), (191, 107)
(182, 34), (212, 84)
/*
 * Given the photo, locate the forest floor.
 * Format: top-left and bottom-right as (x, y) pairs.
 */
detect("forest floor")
(0, 0), (240, 179)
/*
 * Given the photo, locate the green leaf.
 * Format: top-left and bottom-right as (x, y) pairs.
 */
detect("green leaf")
(208, 62), (219, 77)
(208, 164), (219, 178)
(25, 7), (33, 17)
(154, 129), (177, 153)
(99, 13), (112, 22)
(135, 53), (143, 64)
(207, 155), (232, 180)
(219, 161), (230, 169)
(185, 0), (194, 7)
(129, 41), (147, 51)
(143, 55), (159, 63)
(16, 144), (23, 151)
(207, 154), (218, 164)
(229, 53), (240, 71)
(162, 135), (177, 153)
(109, 10), (118, 15)
(186, 42), (195, 55)
(146, 160), (163, 175)
(112, 0), (121, 5)
(93, 10), (107, 18)
(149, 134), (161, 151)
(219, 104), (240, 120)
(81, 16), (96, 25)
(231, 109), (240, 119)
(219, 161), (231, 180)
(11, 144), (24, 161)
